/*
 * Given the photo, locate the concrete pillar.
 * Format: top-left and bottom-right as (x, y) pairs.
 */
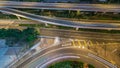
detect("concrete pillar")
(45, 23), (48, 26)
(16, 16), (21, 20)
(68, 10), (71, 14)
(76, 27), (79, 30)
(94, 12), (97, 14)
(48, 11), (52, 16)
(77, 10), (80, 15)
(102, 12), (106, 14)
(41, 9), (44, 13)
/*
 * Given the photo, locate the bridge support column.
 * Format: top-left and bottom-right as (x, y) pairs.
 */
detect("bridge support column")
(41, 9), (44, 13)
(45, 23), (48, 26)
(48, 11), (52, 16)
(102, 12), (106, 14)
(77, 10), (80, 15)
(16, 16), (21, 20)
(68, 10), (71, 14)
(94, 12), (97, 14)
(76, 27), (79, 30)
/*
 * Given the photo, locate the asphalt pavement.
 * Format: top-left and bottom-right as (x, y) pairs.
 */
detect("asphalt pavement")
(40, 28), (120, 42)
(16, 45), (110, 68)
(0, 1), (120, 12)
(0, 8), (120, 30)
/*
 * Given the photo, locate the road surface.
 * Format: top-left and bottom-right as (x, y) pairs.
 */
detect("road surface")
(40, 28), (120, 42)
(0, 8), (120, 30)
(0, 1), (120, 12)
(10, 44), (117, 68)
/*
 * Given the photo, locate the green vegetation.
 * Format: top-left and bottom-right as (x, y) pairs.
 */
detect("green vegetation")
(19, 24), (74, 30)
(19, 24), (120, 34)
(0, 13), (28, 20)
(0, 13), (17, 19)
(88, 64), (95, 68)
(79, 28), (120, 34)
(0, 28), (39, 47)
(48, 60), (94, 68)
(17, 9), (120, 21)
(1, 9), (120, 21)
(19, 24), (46, 27)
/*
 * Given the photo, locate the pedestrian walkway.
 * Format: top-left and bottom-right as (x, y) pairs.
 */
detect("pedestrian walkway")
(0, 40), (22, 68)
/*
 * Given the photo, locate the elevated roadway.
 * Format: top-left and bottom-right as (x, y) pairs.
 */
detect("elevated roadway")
(0, 8), (120, 30)
(0, 1), (120, 12)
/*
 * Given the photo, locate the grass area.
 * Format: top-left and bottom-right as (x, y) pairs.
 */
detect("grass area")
(79, 28), (120, 34)
(19, 24), (75, 30)
(19, 24), (45, 27)
(0, 13), (29, 20)
(0, 13), (17, 19)
(48, 60), (94, 68)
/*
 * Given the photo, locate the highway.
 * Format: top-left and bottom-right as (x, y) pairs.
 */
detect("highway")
(0, 1), (120, 12)
(0, 1), (119, 68)
(9, 43), (117, 68)
(0, 8), (120, 30)
(40, 28), (120, 42)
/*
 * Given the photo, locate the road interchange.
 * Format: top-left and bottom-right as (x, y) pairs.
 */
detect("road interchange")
(0, 8), (120, 30)
(0, 1), (120, 68)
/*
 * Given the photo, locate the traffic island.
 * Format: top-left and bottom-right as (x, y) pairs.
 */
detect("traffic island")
(48, 60), (95, 68)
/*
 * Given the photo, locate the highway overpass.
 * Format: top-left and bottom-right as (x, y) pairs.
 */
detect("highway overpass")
(0, 7), (120, 30)
(0, 1), (120, 13)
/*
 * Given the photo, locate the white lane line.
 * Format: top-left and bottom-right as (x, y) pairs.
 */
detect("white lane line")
(88, 53), (117, 68)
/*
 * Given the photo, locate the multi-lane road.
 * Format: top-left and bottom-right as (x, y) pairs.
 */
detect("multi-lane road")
(7, 28), (120, 68)
(40, 28), (120, 42)
(0, 1), (120, 12)
(9, 43), (117, 68)
(0, 8), (120, 30)
(0, 1), (120, 30)
(0, 1), (120, 68)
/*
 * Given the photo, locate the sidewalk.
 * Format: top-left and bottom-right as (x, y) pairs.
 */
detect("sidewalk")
(0, 40), (22, 68)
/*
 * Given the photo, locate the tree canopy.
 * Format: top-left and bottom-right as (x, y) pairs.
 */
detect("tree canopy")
(0, 28), (39, 47)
